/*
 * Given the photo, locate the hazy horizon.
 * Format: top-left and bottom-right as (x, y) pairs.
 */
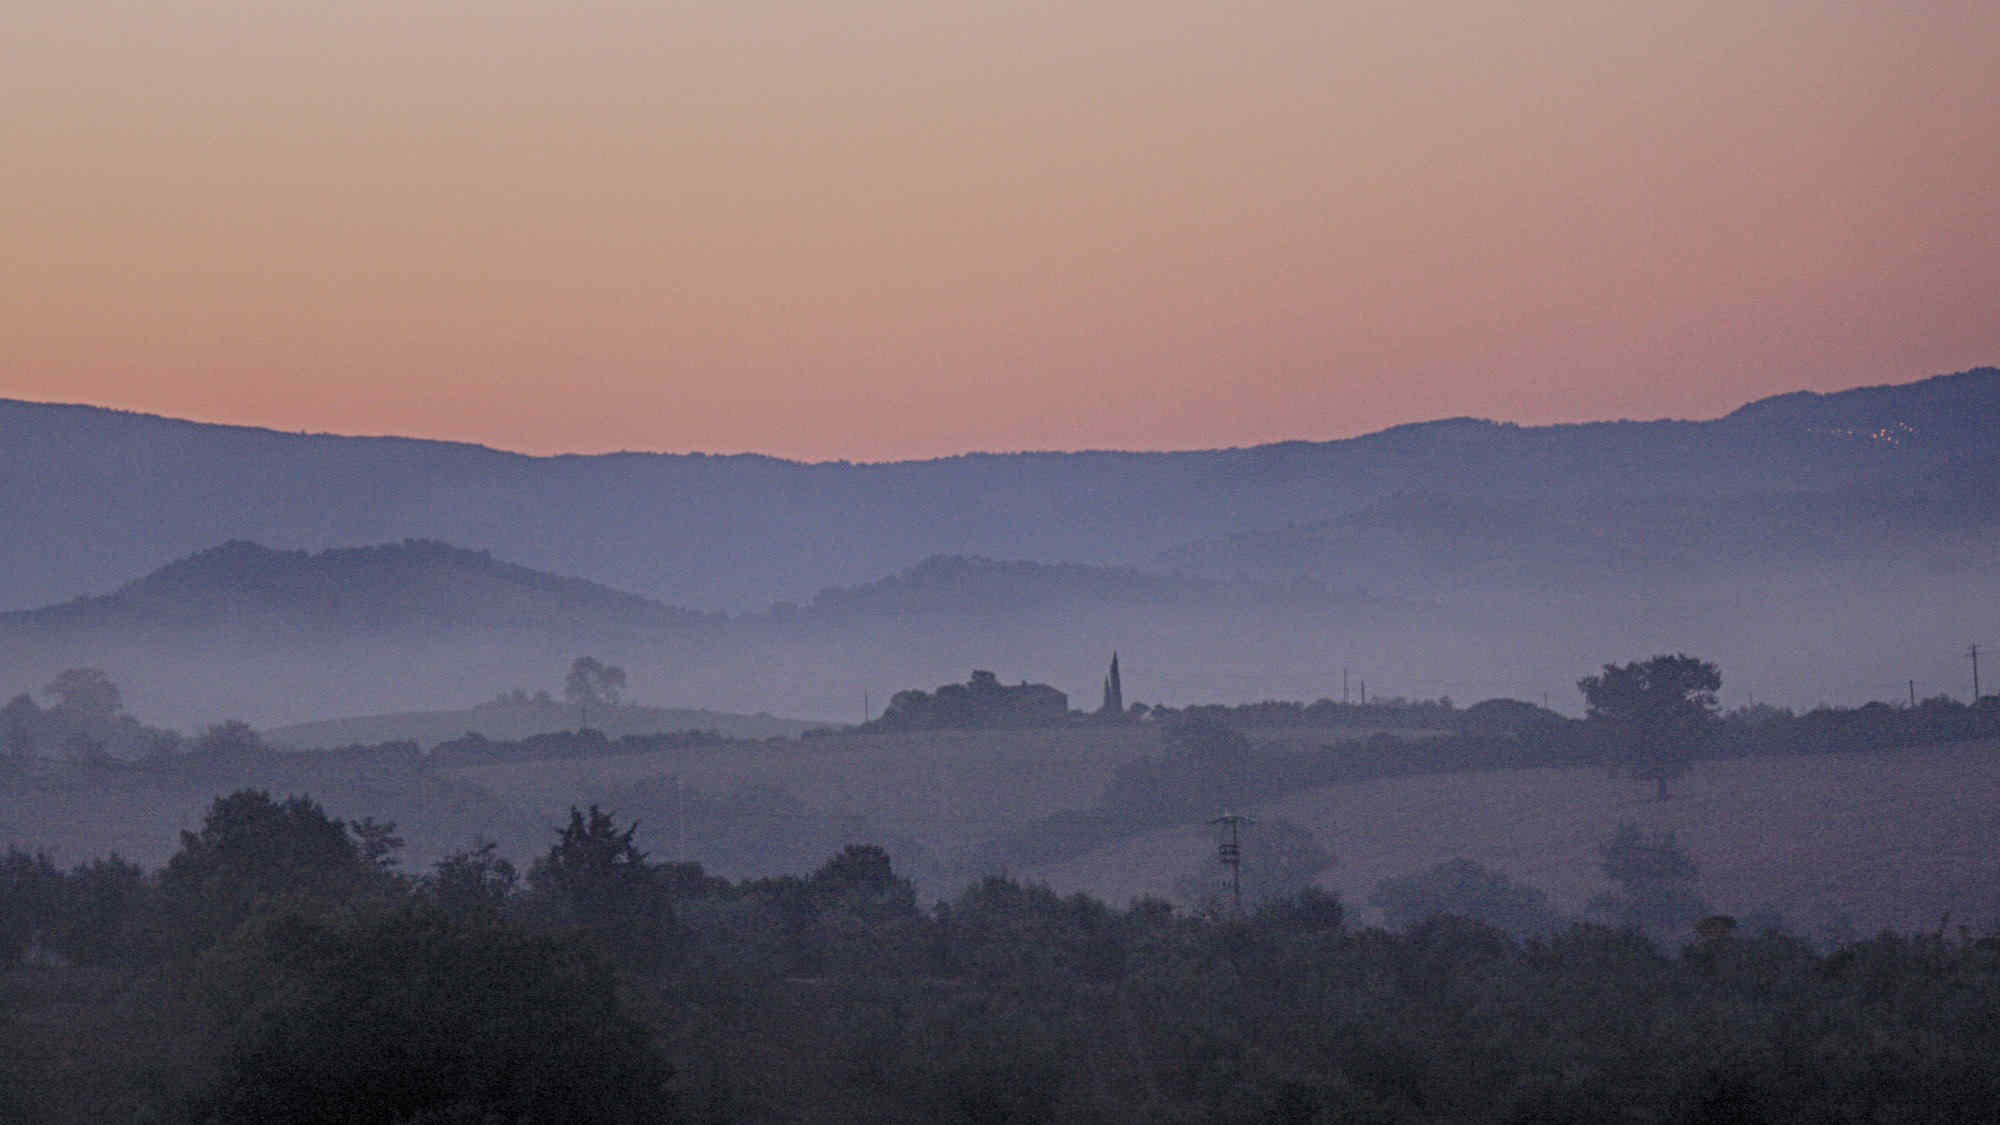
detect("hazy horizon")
(3, 362), (1986, 463)
(8, 2), (1997, 461)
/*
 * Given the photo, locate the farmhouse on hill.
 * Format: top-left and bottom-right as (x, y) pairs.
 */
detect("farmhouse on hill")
(877, 669), (1068, 729)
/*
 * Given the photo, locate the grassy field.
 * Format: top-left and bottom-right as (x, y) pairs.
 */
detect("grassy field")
(446, 725), (1166, 857)
(442, 723), (1428, 853)
(265, 699), (826, 750)
(1030, 739), (2000, 938)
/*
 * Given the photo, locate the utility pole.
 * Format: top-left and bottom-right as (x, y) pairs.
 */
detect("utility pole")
(674, 775), (687, 862)
(1343, 668), (1350, 705)
(1208, 811), (1255, 916)
(1971, 644), (1983, 702)
(1910, 680), (1918, 708)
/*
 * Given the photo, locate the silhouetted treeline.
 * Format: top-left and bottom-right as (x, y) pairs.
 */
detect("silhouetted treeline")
(6, 790), (2000, 1123)
(868, 669), (1070, 731)
(1713, 695), (2000, 758)
(1, 679), (183, 762)
(429, 726), (732, 766)
(1159, 696), (1480, 730)
(1072, 692), (2000, 758)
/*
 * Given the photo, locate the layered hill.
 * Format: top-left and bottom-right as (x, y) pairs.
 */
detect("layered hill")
(1162, 453), (2000, 590)
(2, 367), (1993, 724)
(0, 540), (1367, 728)
(3, 367), (1994, 614)
(0, 540), (726, 729)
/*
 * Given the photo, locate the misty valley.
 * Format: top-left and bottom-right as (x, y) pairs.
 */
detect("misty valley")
(3, 369), (1999, 1122)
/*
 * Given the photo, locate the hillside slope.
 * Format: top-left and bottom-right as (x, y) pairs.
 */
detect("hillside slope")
(266, 699), (821, 750)
(1032, 740), (2000, 937)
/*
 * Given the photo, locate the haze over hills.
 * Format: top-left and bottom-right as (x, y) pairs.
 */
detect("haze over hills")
(3, 367), (1994, 614)
(791, 553), (1360, 618)
(1, 367), (1994, 724)
(0, 540), (1384, 728)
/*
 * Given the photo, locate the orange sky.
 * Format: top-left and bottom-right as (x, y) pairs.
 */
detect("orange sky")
(6, 1), (1997, 460)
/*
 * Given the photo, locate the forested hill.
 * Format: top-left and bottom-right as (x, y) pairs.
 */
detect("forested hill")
(2, 366), (1994, 612)
(0, 539), (713, 638)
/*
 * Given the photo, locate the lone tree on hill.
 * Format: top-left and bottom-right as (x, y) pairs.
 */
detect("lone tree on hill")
(1578, 654), (1721, 801)
(563, 657), (628, 709)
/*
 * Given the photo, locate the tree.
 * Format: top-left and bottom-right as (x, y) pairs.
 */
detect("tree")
(157, 790), (371, 951)
(192, 720), (263, 755)
(2, 694), (38, 760)
(1586, 823), (1710, 939)
(528, 805), (674, 968)
(60, 730), (109, 764)
(564, 656), (628, 709)
(1245, 819), (1334, 910)
(188, 907), (674, 1123)
(1577, 654), (1721, 800)
(425, 839), (519, 920)
(810, 844), (917, 923)
(351, 817), (404, 871)
(0, 847), (63, 965)
(1369, 858), (1565, 936)
(42, 667), (120, 720)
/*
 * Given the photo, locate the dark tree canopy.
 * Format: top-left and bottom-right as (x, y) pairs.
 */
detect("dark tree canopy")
(529, 805), (676, 967)
(809, 843), (918, 923)
(192, 907), (673, 1124)
(158, 790), (374, 950)
(1369, 858), (1564, 936)
(1578, 653), (1721, 800)
(425, 839), (519, 920)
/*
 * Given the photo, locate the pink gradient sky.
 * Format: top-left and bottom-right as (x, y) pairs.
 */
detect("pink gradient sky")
(6, 1), (1997, 461)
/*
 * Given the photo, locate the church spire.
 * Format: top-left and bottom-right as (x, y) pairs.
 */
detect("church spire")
(1100, 651), (1124, 717)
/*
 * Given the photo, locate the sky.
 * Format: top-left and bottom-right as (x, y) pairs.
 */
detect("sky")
(6, 1), (1998, 461)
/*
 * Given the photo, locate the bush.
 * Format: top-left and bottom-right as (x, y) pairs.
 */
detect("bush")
(1369, 858), (1566, 936)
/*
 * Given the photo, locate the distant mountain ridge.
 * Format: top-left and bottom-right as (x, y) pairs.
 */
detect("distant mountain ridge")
(4, 366), (1996, 727)
(3, 367), (1993, 613)
(1161, 451), (2000, 588)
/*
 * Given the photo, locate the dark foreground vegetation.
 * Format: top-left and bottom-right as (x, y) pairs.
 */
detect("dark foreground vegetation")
(4, 791), (2000, 1124)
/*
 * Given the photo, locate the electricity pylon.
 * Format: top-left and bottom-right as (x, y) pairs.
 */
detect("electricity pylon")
(1209, 811), (1255, 915)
